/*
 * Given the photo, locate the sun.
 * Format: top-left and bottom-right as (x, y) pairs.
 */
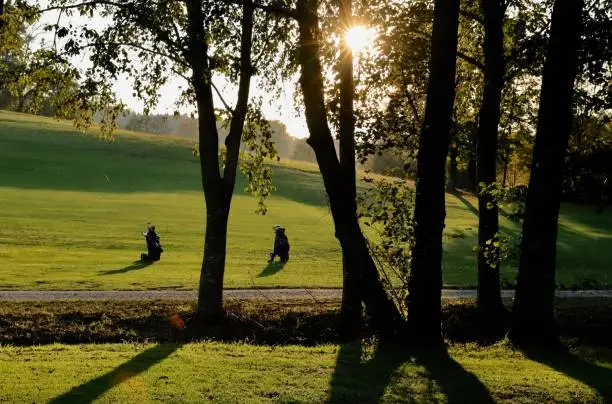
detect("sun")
(344, 26), (377, 54)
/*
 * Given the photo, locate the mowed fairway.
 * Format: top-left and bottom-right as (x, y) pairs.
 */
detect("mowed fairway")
(0, 342), (610, 403)
(1, 110), (612, 290)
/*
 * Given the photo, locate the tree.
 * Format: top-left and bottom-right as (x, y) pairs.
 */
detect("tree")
(41, 0), (284, 320)
(294, 0), (405, 337)
(474, 0), (505, 314)
(510, 0), (585, 346)
(407, 0), (460, 346)
(337, 0), (361, 339)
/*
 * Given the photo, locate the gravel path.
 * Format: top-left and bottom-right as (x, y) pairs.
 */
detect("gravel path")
(1, 289), (612, 301)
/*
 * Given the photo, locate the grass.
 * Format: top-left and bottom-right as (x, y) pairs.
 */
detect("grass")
(0, 341), (610, 403)
(1, 110), (612, 290)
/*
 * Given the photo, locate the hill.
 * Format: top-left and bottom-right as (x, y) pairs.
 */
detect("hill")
(0, 110), (611, 290)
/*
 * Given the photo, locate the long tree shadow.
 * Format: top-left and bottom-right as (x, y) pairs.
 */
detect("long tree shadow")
(413, 346), (495, 403)
(524, 345), (612, 401)
(328, 342), (494, 403)
(451, 191), (479, 217)
(99, 260), (153, 276)
(328, 342), (411, 403)
(256, 261), (287, 278)
(50, 343), (181, 404)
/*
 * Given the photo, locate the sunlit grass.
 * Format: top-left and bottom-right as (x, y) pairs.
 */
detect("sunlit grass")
(0, 341), (609, 403)
(1, 110), (611, 290)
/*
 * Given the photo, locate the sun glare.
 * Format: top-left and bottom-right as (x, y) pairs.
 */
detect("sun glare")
(345, 26), (377, 54)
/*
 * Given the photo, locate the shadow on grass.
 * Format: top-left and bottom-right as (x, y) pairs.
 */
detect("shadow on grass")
(328, 342), (494, 403)
(413, 346), (494, 403)
(256, 261), (286, 278)
(328, 343), (409, 403)
(99, 260), (153, 276)
(50, 343), (181, 404)
(451, 191), (479, 217)
(524, 345), (612, 401)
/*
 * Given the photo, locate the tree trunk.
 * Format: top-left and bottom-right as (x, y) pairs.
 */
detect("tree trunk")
(407, 0), (460, 346)
(186, 0), (255, 320)
(502, 159), (508, 187)
(510, 0), (584, 346)
(468, 155), (477, 192)
(296, 0), (404, 338)
(446, 142), (459, 192)
(338, 0), (361, 340)
(476, 0), (505, 314)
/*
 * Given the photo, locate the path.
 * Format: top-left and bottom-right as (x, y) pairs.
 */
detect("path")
(1, 289), (611, 301)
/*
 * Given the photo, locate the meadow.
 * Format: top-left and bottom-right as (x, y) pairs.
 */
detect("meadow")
(1, 110), (611, 290)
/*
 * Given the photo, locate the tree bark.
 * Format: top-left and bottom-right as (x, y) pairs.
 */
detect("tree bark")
(510, 0), (584, 346)
(296, 0), (404, 338)
(338, 0), (361, 340)
(476, 0), (505, 314)
(186, 0), (255, 320)
(407, 0), (460, 346)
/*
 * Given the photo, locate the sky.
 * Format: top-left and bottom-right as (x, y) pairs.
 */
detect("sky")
(34, 2), (311, 138)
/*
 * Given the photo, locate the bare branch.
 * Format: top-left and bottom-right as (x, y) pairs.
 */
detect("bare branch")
(211, 81), (234, 114)
(457, 50), (485, 71)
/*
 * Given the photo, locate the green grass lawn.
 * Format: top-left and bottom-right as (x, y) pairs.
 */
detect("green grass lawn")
(0, 341), (610, 403)
(1, 110), (611, 290)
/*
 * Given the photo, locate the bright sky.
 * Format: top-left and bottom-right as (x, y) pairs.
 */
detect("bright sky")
(34, 2), (377, 139)
(34, 2), (311, 138)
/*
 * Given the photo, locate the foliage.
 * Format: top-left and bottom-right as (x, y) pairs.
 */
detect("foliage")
(358, 177), (415, 314)
(240, 102), (279, 215)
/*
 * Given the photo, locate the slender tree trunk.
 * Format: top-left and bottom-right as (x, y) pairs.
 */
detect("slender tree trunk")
(510, 0), (584, 346)
(476, 0), (505, 314)
(186, 0), (255, 320)
(468, 155), (477, 192)
(502, 159), (508, 187)
(296, 0), (404, 338)
(446, 142), (459, 192)
(338, 0), (361, 340)
(407, 0), (460, 346)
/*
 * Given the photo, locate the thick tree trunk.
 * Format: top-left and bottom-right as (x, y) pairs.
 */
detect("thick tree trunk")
(296, 0), (404, 338)
(476, 0), (505, 314)
(198, 206), (230, 319)
(338, 0), (361, 340)
(407, 0), (460, 346)
(510, 0), (584, 346)
(186, 0), (255, 320)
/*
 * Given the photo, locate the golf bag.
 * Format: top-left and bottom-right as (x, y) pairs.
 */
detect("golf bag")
(141, 224), (163, 262)
(269, 226), (290, 263)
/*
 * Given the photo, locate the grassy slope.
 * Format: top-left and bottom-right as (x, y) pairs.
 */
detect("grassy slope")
(0, 342), (610, 403)
(1, 110), (611, 290)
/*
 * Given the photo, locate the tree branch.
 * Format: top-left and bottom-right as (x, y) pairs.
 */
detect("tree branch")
(457, 50), (484, 71)
(460, 9), (483, 24)
(222, 0), (297, 19)
(211, 81), (234, 114)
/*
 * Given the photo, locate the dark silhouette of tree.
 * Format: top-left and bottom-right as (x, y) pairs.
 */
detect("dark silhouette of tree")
(408, 0), (460, 346)
(337, 0), (361, 340)
(510, 0), (585, 346)
(475, 0), (505, 314)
